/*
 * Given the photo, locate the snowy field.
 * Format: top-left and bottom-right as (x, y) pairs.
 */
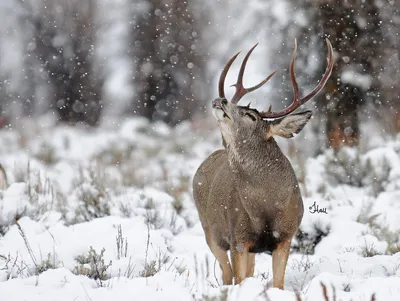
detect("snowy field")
(0, 115), (399, 301)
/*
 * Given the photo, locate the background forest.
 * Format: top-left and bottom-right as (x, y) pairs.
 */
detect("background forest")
(0, 1), (400, 301)
(0, 0), (399, 149)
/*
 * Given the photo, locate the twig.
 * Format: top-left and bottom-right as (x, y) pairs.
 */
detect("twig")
(332, 284), (337, 301)
(15, 220), (38, 270)
(143, 221), (150, 285)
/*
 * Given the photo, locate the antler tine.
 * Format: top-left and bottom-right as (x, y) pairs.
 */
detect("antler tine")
(260, 38), (334, 119)
(290, 38), (300, 104)
(247, 71), (277, 93)
(219, 52), (241, 99)
(231, 44), (276, 104)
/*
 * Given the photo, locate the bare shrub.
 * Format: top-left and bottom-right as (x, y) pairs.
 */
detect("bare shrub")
(33, 142), (58, 165)
(73, 247), (112, 287)
(357, 202), (400, 255)
(290, 255), (314, 272)
(169, 212), (184, 235)
(140, 222), (171, 278)
(35, 253), (57, 275)
(293, 222), (331, 255)
(0, 165), (62, 236)
(95, 142), (134, 166)
(0, 253), (30, 279)
(144, 198), (162, 229)
(325, 147), (392, 196)
(364, 157), (391, 197)
(325, 147), (366, 187)
(360, 239), (380, 257)
(15, 221), (58, 276)
(164, 173), (191, 216)
(115, 225), (128, 260)
(71, 165), (111, 223)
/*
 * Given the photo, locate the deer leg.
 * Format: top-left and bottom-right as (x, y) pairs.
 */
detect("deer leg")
(272, 240), (291, 290)
(205, 228), (233, 285)
(246, 253), (255, 277)
(230, 244), (249, 285)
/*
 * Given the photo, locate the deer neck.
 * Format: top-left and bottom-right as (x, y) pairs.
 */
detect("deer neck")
(226, 136), (284, 176)
(225, 137), (294, 222)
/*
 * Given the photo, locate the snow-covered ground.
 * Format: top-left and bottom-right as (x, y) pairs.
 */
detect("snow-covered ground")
(0, 115), (399, 301)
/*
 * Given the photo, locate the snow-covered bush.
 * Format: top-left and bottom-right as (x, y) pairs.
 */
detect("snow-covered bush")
(73, 247), (112, 286)
(67, 165), (113, 224)
(325, 147), (367, 187)
(293, 223), (331, 255)
(319, 144), (400, 197)
(0, 177), (58, 235)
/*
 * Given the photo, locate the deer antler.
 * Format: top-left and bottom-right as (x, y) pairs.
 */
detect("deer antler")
(259, 38), (334, 119)
(218, 44), (276, 104)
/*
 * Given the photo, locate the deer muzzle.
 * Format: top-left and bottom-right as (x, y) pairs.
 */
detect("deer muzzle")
(212, 98), (231, 121)
(212, 98), (228, 109)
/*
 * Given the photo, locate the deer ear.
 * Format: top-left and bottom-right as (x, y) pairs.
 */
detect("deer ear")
(266, 111), (312, 139)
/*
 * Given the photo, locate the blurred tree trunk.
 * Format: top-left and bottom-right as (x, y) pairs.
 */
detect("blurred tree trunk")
(21, 0), (102, 126)
(313, 0), (383, 150)
(132, 0), (207, 125)
(379, 0), (400, 133)
(280, 0), (385, 151)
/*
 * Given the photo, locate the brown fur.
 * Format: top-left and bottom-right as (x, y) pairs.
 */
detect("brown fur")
(193, 102), (310, 287)
(0, 164), (7, 190)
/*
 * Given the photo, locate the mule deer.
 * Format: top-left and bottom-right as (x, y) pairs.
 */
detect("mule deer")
(193, 39), (333, 288)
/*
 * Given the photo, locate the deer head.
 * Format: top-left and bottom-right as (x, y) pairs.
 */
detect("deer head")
(212, 39), (333, 147)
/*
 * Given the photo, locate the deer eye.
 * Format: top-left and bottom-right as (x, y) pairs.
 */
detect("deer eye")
(245, 112), (257, 121)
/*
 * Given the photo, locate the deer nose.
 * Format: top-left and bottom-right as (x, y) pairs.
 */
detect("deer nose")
(212, 98), (227, 108)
